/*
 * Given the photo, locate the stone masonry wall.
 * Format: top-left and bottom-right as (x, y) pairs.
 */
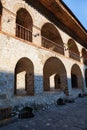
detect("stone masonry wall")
(0, 32), (86, 99)
(0, 0), (87, 102)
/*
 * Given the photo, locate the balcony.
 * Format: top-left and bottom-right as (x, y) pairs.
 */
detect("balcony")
(16, 24), (32, 42)
(83, 58), (87, 65)
(42, 36), (64, 55)
(16, 24), (81, 62)
(69, 50), (80, 62)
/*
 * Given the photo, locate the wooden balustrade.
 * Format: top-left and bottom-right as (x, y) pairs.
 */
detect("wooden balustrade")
(69, 50), (80, 61)
(83, 58), (87, 65)
(16, 24), (81, 62)
(42, 36), (64, 55)
(16, 24), (32, 42)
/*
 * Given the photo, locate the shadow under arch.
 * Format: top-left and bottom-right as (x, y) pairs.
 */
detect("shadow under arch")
(14, 57), (34, 96)
(67, 39), (80, 61)
(16, 8), (33, 42)
(71, 64), (83, 90)
(85, 69), (87, 88)
(41, 22), (64, 55)
(82, 48), (87, 65)
(43, 57), (68, 95)
(0, 1), (2, 30)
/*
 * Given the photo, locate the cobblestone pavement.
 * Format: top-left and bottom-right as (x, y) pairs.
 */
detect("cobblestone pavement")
(0, 96), (87, 130)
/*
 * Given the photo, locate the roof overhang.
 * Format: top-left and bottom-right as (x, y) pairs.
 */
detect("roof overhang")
(38, 0), (87, 48)
(25, 0), (87, 48)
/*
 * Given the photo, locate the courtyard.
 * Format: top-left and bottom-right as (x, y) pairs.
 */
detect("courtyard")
(0, 96), (87, 130)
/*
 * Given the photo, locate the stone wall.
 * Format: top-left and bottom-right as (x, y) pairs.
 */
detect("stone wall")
(0, 32), (86, 98)
(0, 0), (87, 105)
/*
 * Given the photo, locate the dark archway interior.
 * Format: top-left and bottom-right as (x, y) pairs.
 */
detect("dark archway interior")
(54, 74), (61, 89)
(41, 23), (64, 55)
(0, 1), (2, 15)
(71, 74), (78, 88)
(15, 57), (34, 96)
(85, 69), (87, 88)
(71, 64), (83, 89)
(82, 48), (87, 65)
(16, 8), (33, 42)
(68, 39), (80, 61)
(0, 1), (2, 30)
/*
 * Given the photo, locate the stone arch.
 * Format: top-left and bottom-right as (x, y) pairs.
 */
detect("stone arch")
(14, 57), (34, 96)
(85, 69), (87, 88)
(41, 23), (64, 55)
(16, 8), (33, 42)
(71, 64), (83, 89)
(82, 48), (87, 65)
(67, 39), (80, 61)
(0, 1), (2, 30)
(43, 57), (68, 95)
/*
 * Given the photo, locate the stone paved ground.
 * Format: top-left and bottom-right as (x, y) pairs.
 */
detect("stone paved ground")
(0, 96), (87, 130)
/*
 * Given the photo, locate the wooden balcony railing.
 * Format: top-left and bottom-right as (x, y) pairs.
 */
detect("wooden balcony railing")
(83, 58), (87, 65)
(16, 24), (81, 62)
(42, 36), (64, 55)
(69, 50), (80, 62)
(16, 24), (32, 42)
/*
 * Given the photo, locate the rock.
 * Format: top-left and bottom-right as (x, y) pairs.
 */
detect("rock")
(18, 107), (34, 119)
(57, 98), (65, 105)
(64, 99), (75, 103)
(78, 93), (84, 98)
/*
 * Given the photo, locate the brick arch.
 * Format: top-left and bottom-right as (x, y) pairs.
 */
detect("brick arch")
(71, 64), (83, 89)
(16, 8), (33, 42)
(13, 2), (33, 15)
(41, 23), (64, 55)
(67, 39), (80, 61)
(82, 48), (87, 65)
(43, 57), (68, 95)
(14, 57), (34, 96)
(0, 1), (2, 30)
(85, 69), (87, 88)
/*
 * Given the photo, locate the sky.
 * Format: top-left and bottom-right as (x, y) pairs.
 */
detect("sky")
(62, 0), (87, 29)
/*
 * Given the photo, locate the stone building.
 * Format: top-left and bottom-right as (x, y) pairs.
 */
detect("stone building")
(0, 0), (87, 106)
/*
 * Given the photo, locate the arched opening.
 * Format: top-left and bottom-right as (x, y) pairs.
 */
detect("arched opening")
(41, 23), (64, 55)
(67, 39), (80, 61)
(71, 74), (78, 88)
(85, 69), (87, 88)
(82, 48), (87, 65)
(0, 1), (2, 30)
(43, 57), (68, 94)
(16, 8), (33, 42)
(71, 64), (83, 89)
(54, 74), (61, 89)
(14, 57), (34, 96)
